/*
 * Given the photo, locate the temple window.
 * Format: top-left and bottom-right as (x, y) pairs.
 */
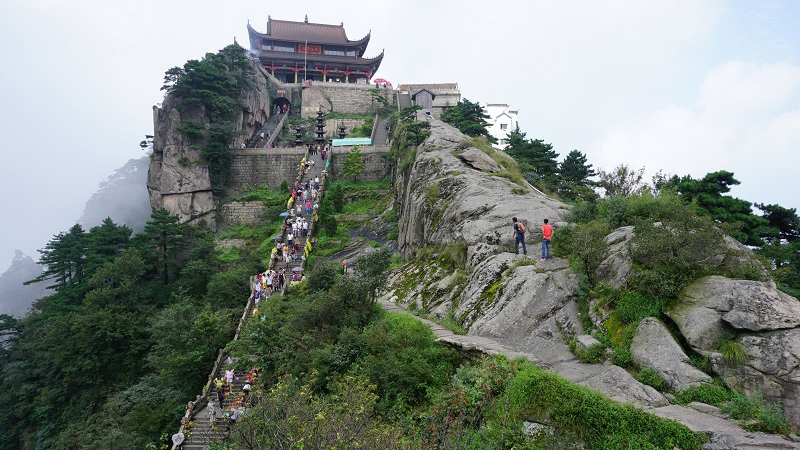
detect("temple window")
(325, 46), (345, 56)
(273, 43), (295, 52)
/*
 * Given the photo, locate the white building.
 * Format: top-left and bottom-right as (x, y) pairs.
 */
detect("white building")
(485, 104), (518, 149)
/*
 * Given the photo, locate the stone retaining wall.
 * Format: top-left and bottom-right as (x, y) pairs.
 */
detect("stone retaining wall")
(217, 201), (267, 226)
(329, 145), (391, 181)
(229, 148), (306, 191)
(301, 84), (394, 118)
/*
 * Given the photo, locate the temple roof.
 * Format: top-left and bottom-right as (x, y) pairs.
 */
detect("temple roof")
(248, 18), (371, 52)
(257, 49), (384, 71)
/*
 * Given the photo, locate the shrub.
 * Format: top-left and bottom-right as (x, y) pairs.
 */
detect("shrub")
(675, 383), (733, 406)
(720, 392), (791, 434)
(636, 367), (668, 391)
(616, 291), (666, 324)
(361, 313), (460, 407)
(564, 200), (597, 224)
(611, 345), (633, 368)
(556, 220), (610, 283)
(630, 215), (725, 298)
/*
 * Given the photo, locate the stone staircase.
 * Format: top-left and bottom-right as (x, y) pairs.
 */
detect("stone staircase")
(397, 91), (412, 110)
(170, 148), (328, 450)
(181, 370), (248, 449)
(372, 118), (390, 145)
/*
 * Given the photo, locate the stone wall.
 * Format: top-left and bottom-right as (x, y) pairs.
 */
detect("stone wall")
(329, 145), (391, 181)
(324, 118), (367, 138)
(300, 84), (394, 118)
(217, 201), (267, 227)
(229, 148), (306, 192)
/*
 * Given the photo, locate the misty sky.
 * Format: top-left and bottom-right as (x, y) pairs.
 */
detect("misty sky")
(1, 0), (799, 270)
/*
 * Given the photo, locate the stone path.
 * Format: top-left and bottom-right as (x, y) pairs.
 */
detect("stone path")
(372, 118), (390, 145)
(248, 111), (286, 147)
(377, 295), (800, 449)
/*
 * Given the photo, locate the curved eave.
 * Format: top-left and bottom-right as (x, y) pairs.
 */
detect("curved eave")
(347, 32), (371, 57)
(247, 22), (267, 51)
(366, 50), (384, 74)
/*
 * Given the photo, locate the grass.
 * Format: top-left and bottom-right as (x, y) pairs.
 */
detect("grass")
(717, 339), (747, 366)
(636, 367), (668, 391)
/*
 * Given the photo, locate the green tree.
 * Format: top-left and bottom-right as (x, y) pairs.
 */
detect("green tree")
(674, 171), (768, 246)
(441, 98), (497, 143)
(85, 218), (132, 277)
(756, 203), (800, 244)
(26, 224), (88, 295)
(559, 149), (598, 200)
(342, 147), (366, 182)
(354, 247), (393, 302)
(329, 183), (345, 213)
(141, 209), (188, 283)
(598, 164), (646, 198)
(504, 128), (559, 185)
(161, 43), (254, 189)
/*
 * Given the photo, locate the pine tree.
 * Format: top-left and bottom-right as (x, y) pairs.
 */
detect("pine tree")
(85, 217), (132, 277)
(26, 224), (88, 293)
(559, 150), (597, 200)
(141, 209), (188, 283)
(441, 98), (497, 143)
(675, 171), (769, 246)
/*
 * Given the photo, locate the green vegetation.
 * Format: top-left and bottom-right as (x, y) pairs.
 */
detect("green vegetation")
(161, 43), (254, 192)
(675, 382), (733, 406)
(441, 98), (497, 143)
(635, 367), (668, 391)
(347, 116), (374, 138)
(716, 338), (748, 366)
(3, 211), (263, 449)
(341, 146), (366, 181)
(722, 393), (792, 434)
(230, 257), (705, 449)
(391, 106), (431, 173)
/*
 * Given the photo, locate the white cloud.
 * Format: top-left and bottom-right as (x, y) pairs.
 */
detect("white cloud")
(592, 60), (800, 209)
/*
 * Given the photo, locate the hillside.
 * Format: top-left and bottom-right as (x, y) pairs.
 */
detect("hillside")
(2, 42), (800, 450)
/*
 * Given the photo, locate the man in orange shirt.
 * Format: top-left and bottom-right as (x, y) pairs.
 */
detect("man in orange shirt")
(540, 219), (553, 261)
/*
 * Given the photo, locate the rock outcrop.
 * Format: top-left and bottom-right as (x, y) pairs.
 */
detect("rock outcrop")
(384, 115), (669, 408)
(393, 114), (567, 257)
(147, 62), (271, 228)
(667, 275), (800, 423)
(630, 317), (712, 391)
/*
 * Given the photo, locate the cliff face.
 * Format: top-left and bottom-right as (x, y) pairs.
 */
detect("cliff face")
(147, 63), (271, 228)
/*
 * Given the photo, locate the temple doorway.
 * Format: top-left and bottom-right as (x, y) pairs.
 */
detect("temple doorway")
(272, 97), (291, 116)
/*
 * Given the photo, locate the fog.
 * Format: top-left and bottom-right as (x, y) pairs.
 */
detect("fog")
(1, 0), (799, 273)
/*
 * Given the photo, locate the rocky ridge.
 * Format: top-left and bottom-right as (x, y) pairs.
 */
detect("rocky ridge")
(381, 114), (800, 448)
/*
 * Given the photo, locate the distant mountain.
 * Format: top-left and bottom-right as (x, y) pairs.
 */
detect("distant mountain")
(79, 156), (151, 233)
(0, 157), (152, 316)
(0, 251), (51, 317)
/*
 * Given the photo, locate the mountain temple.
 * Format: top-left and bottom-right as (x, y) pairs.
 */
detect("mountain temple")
(247, 16), (384, 84)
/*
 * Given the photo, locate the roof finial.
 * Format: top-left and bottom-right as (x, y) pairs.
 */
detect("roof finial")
(304, 14), (308, 23)
(341, 21), (344, 26)
(268, 15), (271, 20)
